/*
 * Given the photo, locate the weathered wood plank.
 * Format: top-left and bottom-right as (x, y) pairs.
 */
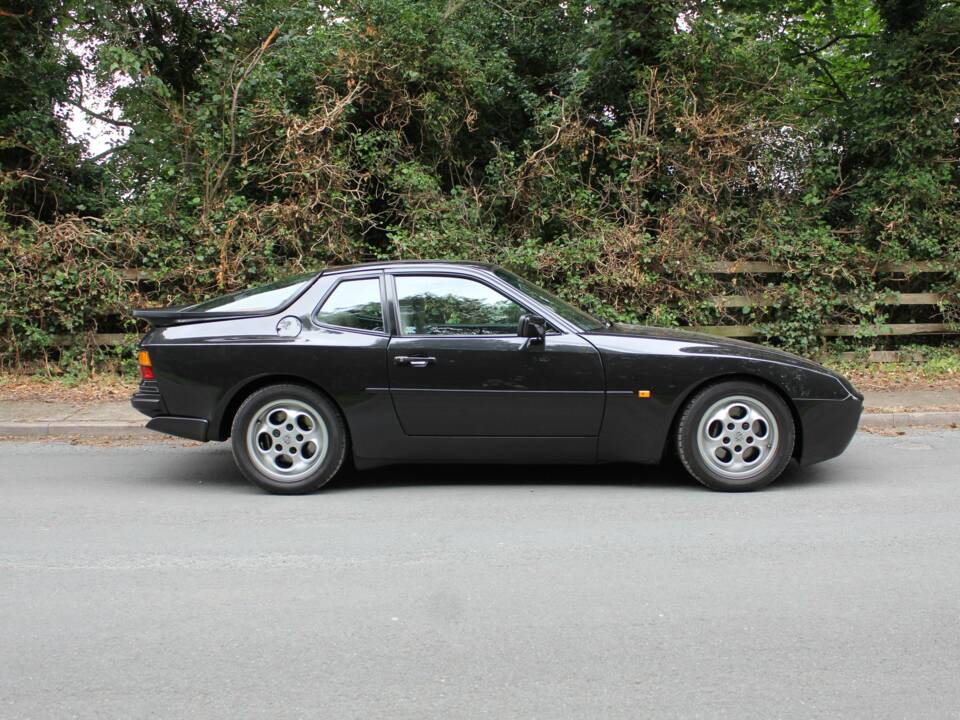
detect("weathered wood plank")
(824, 323), (956, 337)
(712, 292), (946, 308)
(118, 268), (158, 281)
(703, 261), (782, 273)
(703, 260), (953, 274)
(891, 292), (947, 305)
(116, 262), (954, 280)
(694, 323), (957, 338)
(53, 321), (957, 347)
(690, 325), (759, 337)
(837, 350), (925, 363)
(876, 261), (951, 273)
(52, 333), (131, 347)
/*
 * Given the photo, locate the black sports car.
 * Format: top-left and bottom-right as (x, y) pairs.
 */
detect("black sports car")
(132, 261), (862, 494)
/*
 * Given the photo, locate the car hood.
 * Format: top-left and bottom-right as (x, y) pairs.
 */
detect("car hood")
(594, 323), (834, 374)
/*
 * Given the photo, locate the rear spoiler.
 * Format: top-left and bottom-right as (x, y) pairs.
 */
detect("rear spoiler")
(133, 271), (324, 328)
(133, 308), (262, 329)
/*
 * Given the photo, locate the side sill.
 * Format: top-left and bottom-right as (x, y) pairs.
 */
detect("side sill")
(146, 416), (209, 442)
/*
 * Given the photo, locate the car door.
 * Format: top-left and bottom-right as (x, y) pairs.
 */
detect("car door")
(386, 272), (604, 437)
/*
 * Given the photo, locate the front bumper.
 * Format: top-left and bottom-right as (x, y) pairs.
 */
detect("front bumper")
(131, 381), (209, 442)
(794, 393), (863, 466)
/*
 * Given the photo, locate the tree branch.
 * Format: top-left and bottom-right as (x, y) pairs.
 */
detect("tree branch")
(793, 33), (873, 58)
(63, 99), (133, 128)
(88, 143), (128, 163)
(209, 26), (280, 201)
(784, 38), (851, 102)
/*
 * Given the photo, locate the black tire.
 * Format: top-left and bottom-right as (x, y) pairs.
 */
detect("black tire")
(230, 383), (348, 495)
(676, 380), (795, 492)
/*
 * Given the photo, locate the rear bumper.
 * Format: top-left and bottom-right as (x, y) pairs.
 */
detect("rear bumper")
(132, 381), (209, 441)
(794, 394), (863, 466)
(131, 381), (165, 417)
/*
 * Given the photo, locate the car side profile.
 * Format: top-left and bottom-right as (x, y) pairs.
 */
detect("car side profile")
(132, 261), (863, 494)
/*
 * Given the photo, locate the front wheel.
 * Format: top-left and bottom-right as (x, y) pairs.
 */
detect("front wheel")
(231, 384), (347, 494)
(676, 381), (795, 492)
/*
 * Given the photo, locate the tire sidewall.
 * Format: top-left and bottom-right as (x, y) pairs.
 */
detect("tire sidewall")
(678, 381), (795, 492)
(231, 384), (346, 494)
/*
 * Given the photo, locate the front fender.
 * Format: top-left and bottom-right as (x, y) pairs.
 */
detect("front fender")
(585, 333), (855, 464)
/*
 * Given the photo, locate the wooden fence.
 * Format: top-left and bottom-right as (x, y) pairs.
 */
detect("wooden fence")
(57, 260), (957, 346)
(695, 260), (955, 338)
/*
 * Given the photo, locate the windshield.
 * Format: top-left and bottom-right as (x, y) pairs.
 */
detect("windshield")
(186, 272), (316, 313)
(494, 269), (607, 331)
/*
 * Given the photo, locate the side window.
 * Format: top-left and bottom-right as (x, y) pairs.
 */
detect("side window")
(314, 278), (384, 332)
(394, 275), (525, 335)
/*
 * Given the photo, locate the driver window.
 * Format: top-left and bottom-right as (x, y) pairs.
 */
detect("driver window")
(394, 275), (524, 335)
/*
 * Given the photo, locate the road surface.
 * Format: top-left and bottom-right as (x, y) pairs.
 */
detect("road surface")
(1, 431), (959, 718)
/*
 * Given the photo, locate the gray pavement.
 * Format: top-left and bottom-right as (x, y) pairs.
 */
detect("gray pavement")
(2, 390), (960, 438)
(861, 387), (960, 411)
(1, 432), (960, 719)
(0, 399), (144, 438)
(0, 399), (143, 423)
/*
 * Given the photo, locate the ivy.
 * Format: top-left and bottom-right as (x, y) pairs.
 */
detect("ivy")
(1, 0), (959, 367)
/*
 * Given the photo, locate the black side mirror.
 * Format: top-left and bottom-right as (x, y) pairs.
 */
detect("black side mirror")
(517, 314), (546, 344)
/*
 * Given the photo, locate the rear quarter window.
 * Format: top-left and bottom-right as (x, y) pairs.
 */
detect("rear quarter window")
(314, 278), (385, 332)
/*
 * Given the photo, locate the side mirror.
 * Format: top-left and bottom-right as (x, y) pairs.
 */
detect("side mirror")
(517, 314), (546, 344)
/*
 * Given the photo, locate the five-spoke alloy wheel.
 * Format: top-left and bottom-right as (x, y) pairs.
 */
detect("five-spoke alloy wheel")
(232, 384), (347, 494)
(677, 381), (795, 491)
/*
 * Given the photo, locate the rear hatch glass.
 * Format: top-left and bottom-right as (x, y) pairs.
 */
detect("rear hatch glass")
(185, 273), (316, 313)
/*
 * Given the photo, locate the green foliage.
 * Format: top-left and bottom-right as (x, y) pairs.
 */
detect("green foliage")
(2, 0), (959, 366)
(0, 0), (101, 221)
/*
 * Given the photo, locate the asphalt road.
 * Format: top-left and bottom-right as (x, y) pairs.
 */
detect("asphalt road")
(1, 431), (959, 719)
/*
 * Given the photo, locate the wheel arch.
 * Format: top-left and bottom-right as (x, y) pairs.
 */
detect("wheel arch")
(213, 374), (348, 442)
(662, 373), (803, 462)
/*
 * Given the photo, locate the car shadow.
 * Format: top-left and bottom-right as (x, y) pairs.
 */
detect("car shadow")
(331, 457), (840, 494)
(330, 459), (694, 493)
(156, 442), (845, 495)
(772, 459), (839, 490)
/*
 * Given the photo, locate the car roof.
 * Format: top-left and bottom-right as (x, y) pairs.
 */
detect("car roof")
(320, 259), (499, 275)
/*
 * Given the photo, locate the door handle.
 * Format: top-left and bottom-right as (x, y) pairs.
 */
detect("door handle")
(394, 355), (436, 368)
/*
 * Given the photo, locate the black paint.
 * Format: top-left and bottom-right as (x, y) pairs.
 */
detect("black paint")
(133, 261), (862, 470)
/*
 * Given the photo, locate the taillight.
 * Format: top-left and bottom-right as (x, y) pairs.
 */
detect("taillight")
(138, 350), (155, 380)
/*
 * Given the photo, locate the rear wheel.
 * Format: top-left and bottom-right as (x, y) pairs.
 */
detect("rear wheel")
(676, 380), (795, 492)
(231, 384), (347, 494)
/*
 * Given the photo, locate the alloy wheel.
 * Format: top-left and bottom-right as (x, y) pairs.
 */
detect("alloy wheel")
(245, 398), (329, 482)
(695, 395), (780, 481)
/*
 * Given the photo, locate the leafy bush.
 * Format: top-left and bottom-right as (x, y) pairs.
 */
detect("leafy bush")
(1, 0), (958, 367)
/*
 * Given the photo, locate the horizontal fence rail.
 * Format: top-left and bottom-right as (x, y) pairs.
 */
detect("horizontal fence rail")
(702, 260), (953, 274)
(52, 261), (959, 345)
(54, 322), (959, 347)
(693, 260), (955, 338)
(713, 292), (946, 308)
(117, 261), (957, 282)
(692, 323), (956, 338)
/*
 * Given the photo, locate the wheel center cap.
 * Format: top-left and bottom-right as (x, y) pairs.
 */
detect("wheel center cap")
(734, 430), (744, 441)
